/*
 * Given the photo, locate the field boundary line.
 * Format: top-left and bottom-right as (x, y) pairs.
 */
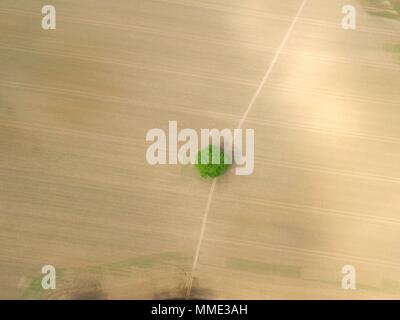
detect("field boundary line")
(185, 0), (309, 298)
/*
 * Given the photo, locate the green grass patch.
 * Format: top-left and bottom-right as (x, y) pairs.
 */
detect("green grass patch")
(359, 0), (400, 20)
(385, 43), (400, 53)
(21, 253), (188, 299)
(226, 257), (302, 278)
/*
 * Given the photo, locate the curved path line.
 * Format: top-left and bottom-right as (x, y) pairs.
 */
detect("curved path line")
(185, 0), (309, 298)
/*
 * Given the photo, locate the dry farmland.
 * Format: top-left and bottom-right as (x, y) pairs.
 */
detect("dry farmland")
(0, 0), (400, 299)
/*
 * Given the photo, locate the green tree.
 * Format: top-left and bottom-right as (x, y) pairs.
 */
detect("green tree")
(195, 144), (230, 178)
